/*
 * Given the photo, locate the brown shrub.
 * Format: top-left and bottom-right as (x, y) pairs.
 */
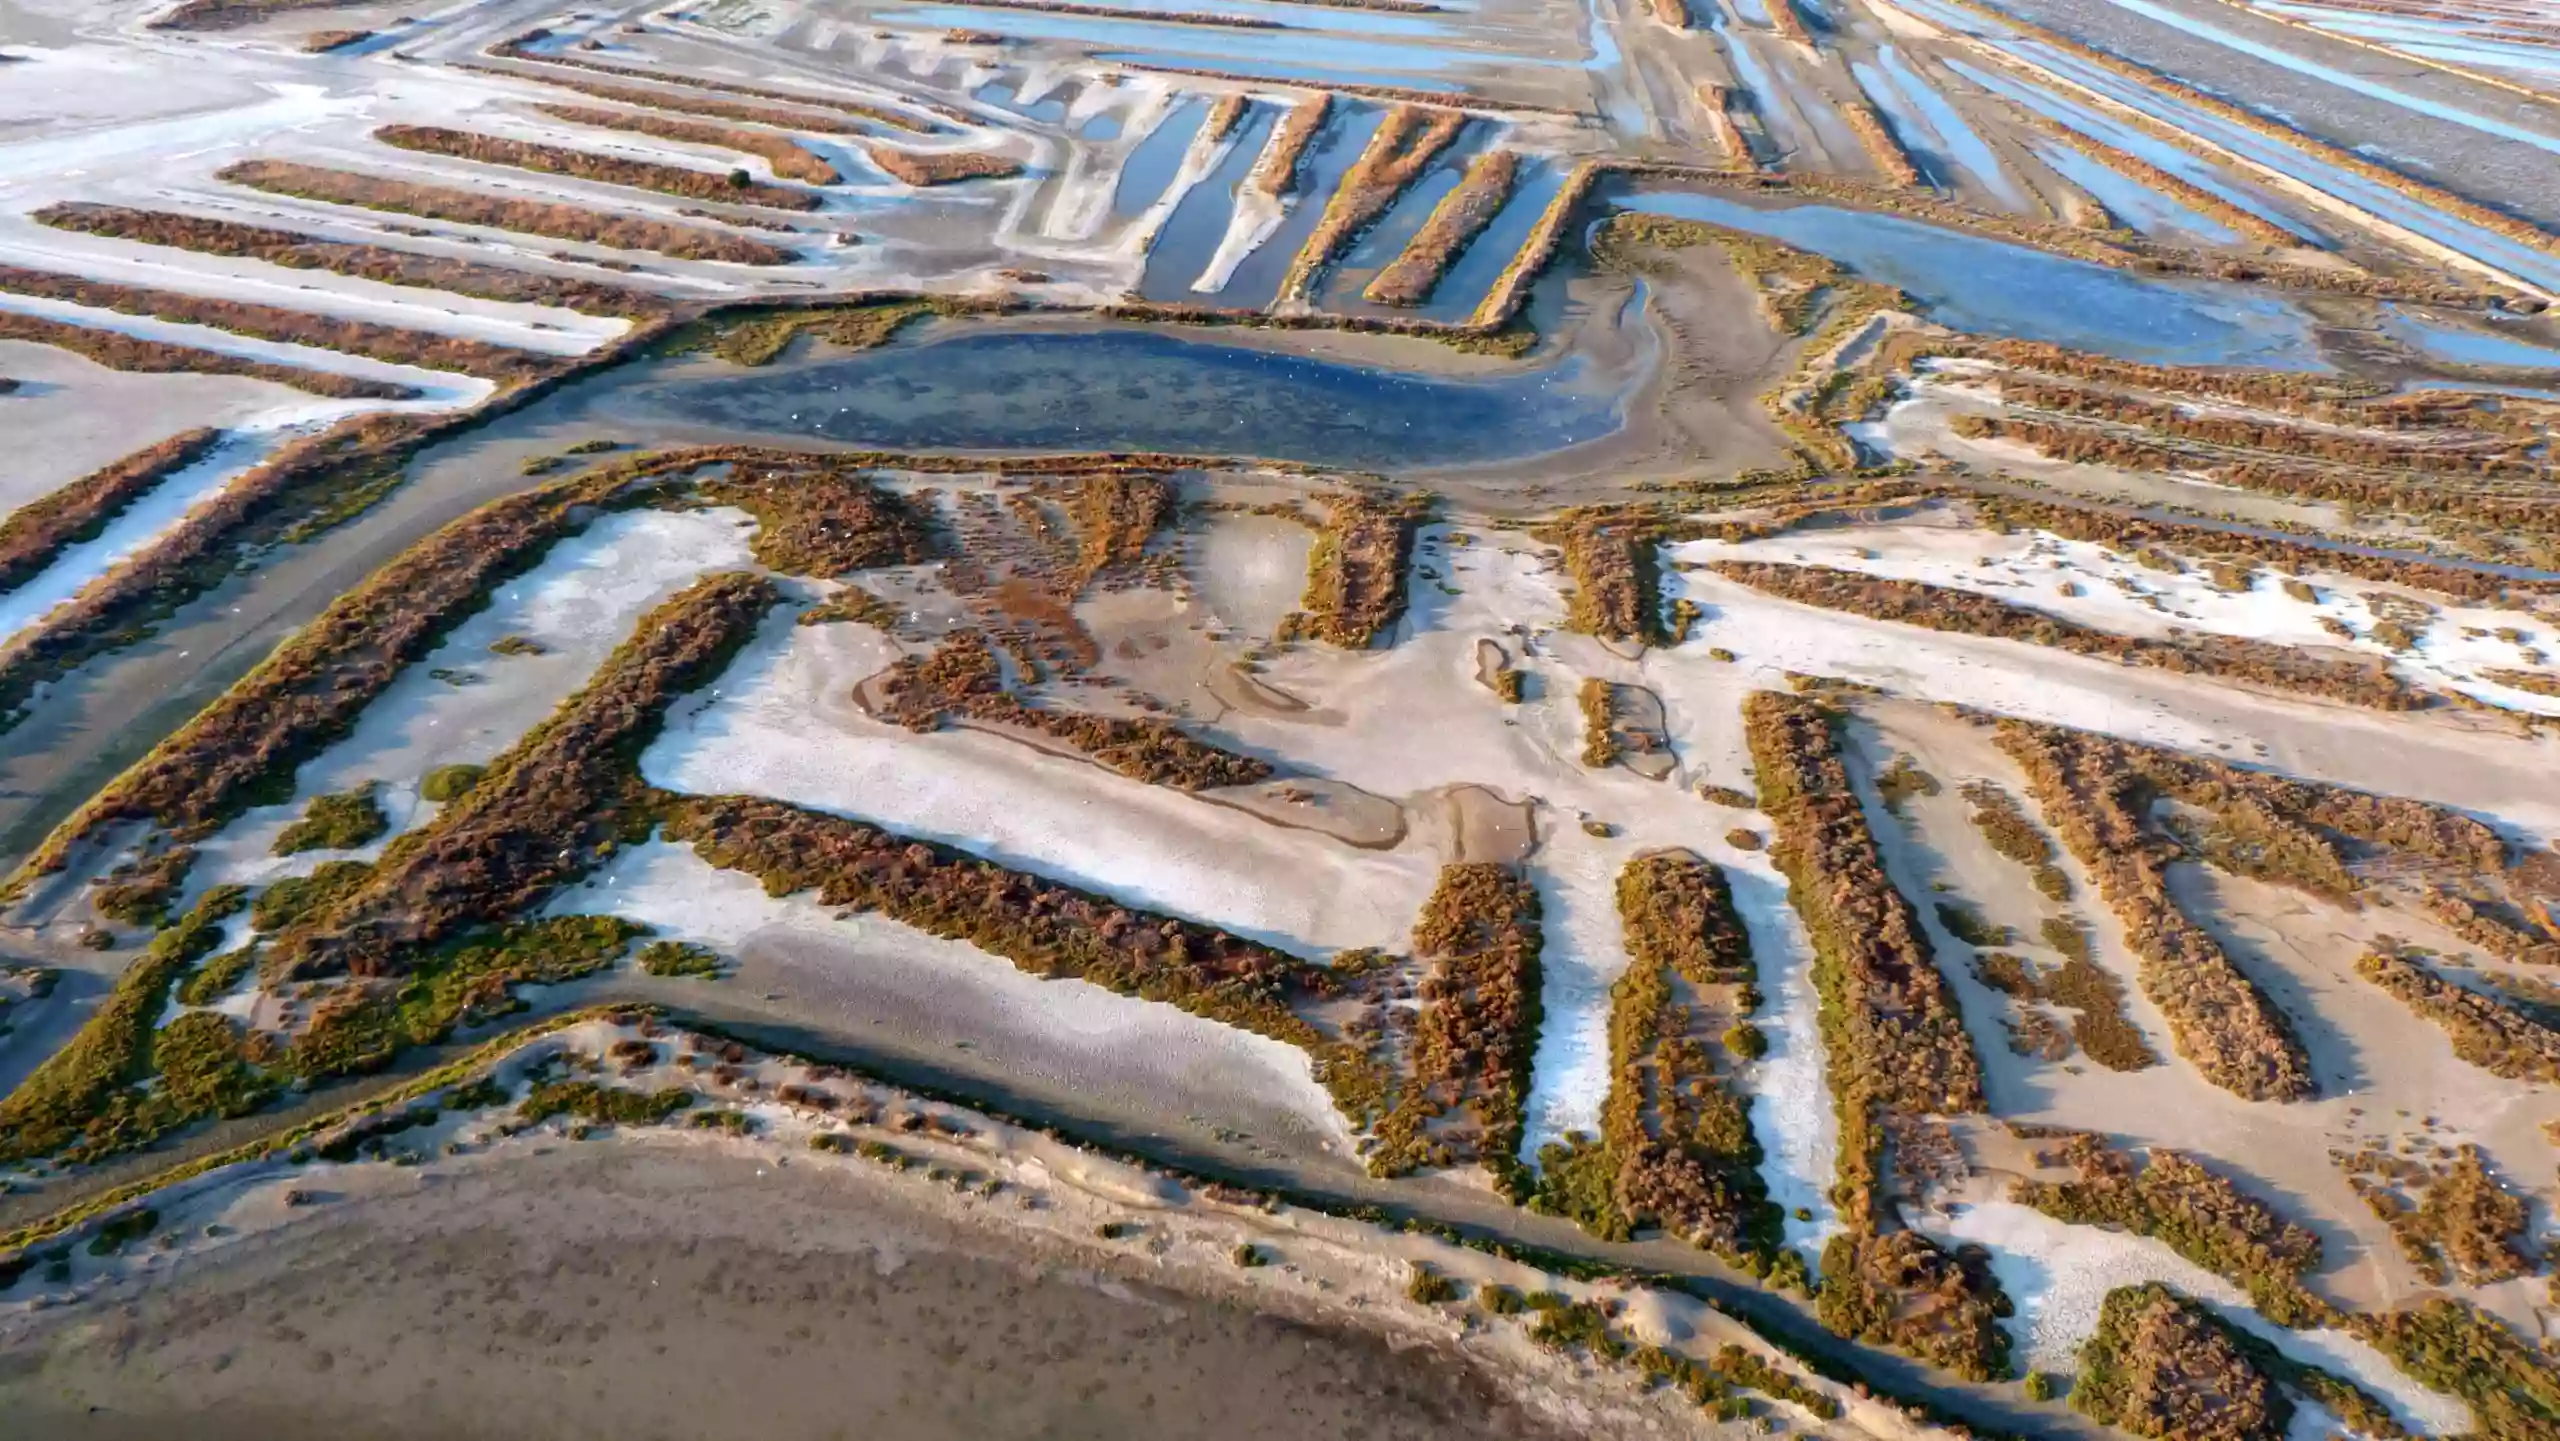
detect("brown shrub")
(1696, 84), (1755, 169)
(151, 0), (360, 29)
(300, 28), (370, 51)
(2074, 1283), (2290, 1441)
(2357, 948), (2560, 1083)
(1279, 104), (1466, 303)
(4, 448), (731, 895)
(1365, 148), (1519, 307)
(1469, 159), (1600, 330)
(1746, 690), (1985, 1229)
(659, 790), (1329, 1044)
(694, 455), (933, 575)
(2015, 1130), (2325, 1325)
(1542, 509), (1668, 645)
(1956, 412), (2558, 533)
(1713, 560), (2417, 710)
(1556, 851), (1774, 1257)
(0, 264), (550, 382)
(532, 105), (840, 184)
(1251, 93), (1332, 198)
(2342, 1139), (2538, 1287)
(1976, 496), (2548, 606)
(34, 203), (660, 318)
(1747, 690), (2008, 1371)
(2350, 1298), (2560, 1441)
(0, 429), (224, 596)
(1993, 719), (2316, 1102)
(1062, 469), (1173, 586)
(278, 572), (777, 978)
(374, 125), (820, 210)
(1840, 98), (1920, 187)
(875, 630), (1271, 791)
(1202, 93), (1249, 143)
(861, 146), (1023, 186)
(218, 158), (795, 265)
(1282, 487), (1429, 648)
(486, 41), (932, 133)
(460, 63), (877, 135)
(1361, 864), (1543, 1195)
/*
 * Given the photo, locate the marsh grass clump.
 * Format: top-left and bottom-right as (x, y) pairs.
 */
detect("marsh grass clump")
(1934, 900), (2008, 949)
(2073, 1283), (2289, 1441)
(1282, 488), (1431, 649)
(637, 940), (723, 979)
(219, 159), (794, 265)
(860, 145), (1023, 186)
(84, 1207), (160, 1255)
(1993, 720), (2317, 1102)
(1278, 103), (1466, 303)
(1356, 864), (1543, 1193)
(0, 264), (551, 383)
(0, 311), (415, 397)
(518, 1079), (693, 1127)
(2352, 1298), (2560, 1441)
(877, 631), (1270, 790)
(533, 103), (839, 184)
(2356, 947), (2560, 1082)
(175, 942), (259, 1007)
(0, 429), (223, 597)
(374, 125), (820, 210)
(1743, 691), (2009, 1378)
(1405, 1264), (1459, 1304)
(1365, 148), (1520, 306)
(1962, 780), (2071, 900)
(659, 792), (1332, 1049)
(277, 573), (774, 982)
(1715, 561), (2416, 710)
(696, 456), (934, 575)
(1537, 508), (1669, 645)
(34, 203), (659, 317)
(284, 916), (648, 1081)
(273, 783), (387, 855)
(0, 886), (254, 1164)
(2341, 1140), (2538, 1287)
(2014, 1130), (2326, 1326)
(420, 764), (485, 804)
(1578, 677), (1621, 769)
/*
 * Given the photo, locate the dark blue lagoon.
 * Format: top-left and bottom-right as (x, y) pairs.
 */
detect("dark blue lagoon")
(601, 328), (1627, 469)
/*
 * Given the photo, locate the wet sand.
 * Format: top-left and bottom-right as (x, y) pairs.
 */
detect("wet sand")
(0, 1143), (1582, 1441)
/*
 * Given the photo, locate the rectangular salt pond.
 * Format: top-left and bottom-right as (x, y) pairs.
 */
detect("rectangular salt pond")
(1616, 188), (2332, 368)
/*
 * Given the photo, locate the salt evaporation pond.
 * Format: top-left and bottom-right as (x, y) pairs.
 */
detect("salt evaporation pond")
(594, 329), (1625, 469)
(1618, 189), (2330, 368)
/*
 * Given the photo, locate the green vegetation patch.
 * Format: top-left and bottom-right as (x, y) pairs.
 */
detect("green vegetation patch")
(0, 886), (257, 1164)
(272, 782), (387, 855)
(419, 763), (485, 803)
(283, 915), (644, 1082)
(637, 940), (722, 979)
(518, 1079), (693, 1127)
(2075, 1283), (2290, 1441)
(251, 859), (375, 933)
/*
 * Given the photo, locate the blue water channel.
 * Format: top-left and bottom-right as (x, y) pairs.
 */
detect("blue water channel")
(608, 328), (1626, 468)
(1618, 189), (2331, 368)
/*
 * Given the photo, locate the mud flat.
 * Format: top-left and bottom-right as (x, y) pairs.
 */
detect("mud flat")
(0, 1141), (1592, 1441)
